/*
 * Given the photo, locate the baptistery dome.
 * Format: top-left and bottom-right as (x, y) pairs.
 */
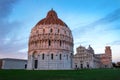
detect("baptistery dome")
(36, 9), (67, 26)
(27, 9), (73, 70)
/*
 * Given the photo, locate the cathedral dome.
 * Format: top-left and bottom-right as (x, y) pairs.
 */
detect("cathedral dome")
(87, 45), (94, 54)
(88, 45), (93, 50)
(36, 9), (68, 27)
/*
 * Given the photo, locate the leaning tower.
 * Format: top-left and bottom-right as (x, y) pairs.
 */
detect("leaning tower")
(105, 46), (112, 68)
(27, 9), (73, 70)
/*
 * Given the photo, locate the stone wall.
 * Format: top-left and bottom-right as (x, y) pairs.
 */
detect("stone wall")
(1, 58), (27, 69)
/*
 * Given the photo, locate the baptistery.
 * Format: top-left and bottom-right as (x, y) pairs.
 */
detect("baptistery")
(27, 9), (73, 70)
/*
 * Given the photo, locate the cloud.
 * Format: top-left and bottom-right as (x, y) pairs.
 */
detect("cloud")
(0, 36), (28, 59)
(0, 0), (17, 18)
(0, 37), (27, 53)
(89, 8), (120, 27)
(0, 0), (28, 59)
(107, 40), (120, 45)
(72, 8), (120, 49)
(0, 0), (20, 38)
(73, 8), (120, 34)
(0, 51), (27, 59)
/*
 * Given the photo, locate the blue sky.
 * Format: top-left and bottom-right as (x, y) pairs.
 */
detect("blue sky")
(0, 0), (120, 62)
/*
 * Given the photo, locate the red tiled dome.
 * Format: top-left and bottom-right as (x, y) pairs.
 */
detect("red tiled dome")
(36, 9), (68, 27)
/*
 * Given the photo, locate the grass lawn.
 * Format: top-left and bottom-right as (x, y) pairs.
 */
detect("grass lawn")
(0, 69), (120, 80)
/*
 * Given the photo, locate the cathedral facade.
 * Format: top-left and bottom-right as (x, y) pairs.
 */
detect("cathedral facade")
(27, 9), (73, 70)
(73, 45), (112, 69)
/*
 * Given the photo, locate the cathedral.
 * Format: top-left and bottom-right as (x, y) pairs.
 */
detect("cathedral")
(27, 9), (112, 70)
(73, 45), (112, 69)
(27, 9), (73, 70)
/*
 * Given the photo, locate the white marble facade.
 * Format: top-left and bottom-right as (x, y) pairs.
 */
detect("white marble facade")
(73, 45), (97, 69)
(73, 45), (112, 69)
(27, 9), (73, 70)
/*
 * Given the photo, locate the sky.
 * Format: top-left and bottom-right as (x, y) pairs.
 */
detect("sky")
(0, 0), (120, 62)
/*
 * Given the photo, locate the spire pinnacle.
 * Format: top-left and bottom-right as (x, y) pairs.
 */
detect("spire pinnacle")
(51, 8), (53, 11)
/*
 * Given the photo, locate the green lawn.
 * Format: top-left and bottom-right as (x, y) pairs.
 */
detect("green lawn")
(0, 69), (120, 80)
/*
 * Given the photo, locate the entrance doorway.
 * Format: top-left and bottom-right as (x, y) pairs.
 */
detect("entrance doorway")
(34, 60), (38, 69)
(87, 64), (89, 68)
(81, 64), (83, 69)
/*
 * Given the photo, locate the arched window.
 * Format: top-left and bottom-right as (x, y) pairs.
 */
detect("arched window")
(64, 31), (66, 34)
(51, 54), (53, 60)
(71, 53), (73, 58)
(66, 54), (68, 60)
(50, 29), (53, 33)
(36, 30), (38, 34)
(81, 64), (83, 69)
(60, 54), (62, 60)
(35, 42), (37, 47)
(60, 40), (61, 46)
(58, 29), (59, 33)
(43, 29), (45, 34)
(48, 40), (51, 46)
(42, 53), (44, 60)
